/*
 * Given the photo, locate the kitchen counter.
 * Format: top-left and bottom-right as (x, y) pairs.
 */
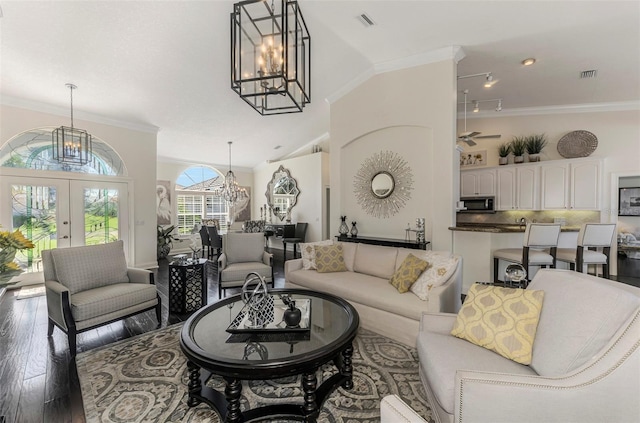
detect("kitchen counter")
(449, 223), (580, 233)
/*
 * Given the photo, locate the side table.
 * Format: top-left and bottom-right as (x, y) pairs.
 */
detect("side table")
(169, 258), (208, 314)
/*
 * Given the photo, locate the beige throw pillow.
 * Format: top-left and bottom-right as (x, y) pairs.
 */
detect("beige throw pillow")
(389, 254), (430, 293)
(451, 283), (545, 365)
(300, 240), (333, 270)
(410, 256), (459, 301)
(315, 244), (347, 273)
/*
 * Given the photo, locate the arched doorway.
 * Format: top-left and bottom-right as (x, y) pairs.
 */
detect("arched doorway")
(0, 128), (131, 282)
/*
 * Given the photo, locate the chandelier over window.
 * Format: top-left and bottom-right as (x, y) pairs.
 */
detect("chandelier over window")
(214, 141), (248, 207)
(231, 0), (311, 115)
(52, 83), (92, 165)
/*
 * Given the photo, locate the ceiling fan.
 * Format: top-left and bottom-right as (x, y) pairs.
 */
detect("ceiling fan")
(458, 90), (501, 146)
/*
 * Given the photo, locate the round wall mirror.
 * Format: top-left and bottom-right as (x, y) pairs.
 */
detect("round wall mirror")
(371, 171), (395, 199)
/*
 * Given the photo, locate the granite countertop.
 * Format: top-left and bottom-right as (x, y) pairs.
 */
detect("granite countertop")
(449, 223), (581, 233)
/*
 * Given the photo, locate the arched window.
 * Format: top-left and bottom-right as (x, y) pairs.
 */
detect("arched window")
(0, 128), (126, 175)
(175, 166), (228, 234)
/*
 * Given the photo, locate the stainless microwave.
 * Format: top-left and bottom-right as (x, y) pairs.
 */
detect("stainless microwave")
(459, 196), (495, 213)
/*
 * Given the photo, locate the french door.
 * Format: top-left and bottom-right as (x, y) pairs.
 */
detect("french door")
(0, 175), (129, 277)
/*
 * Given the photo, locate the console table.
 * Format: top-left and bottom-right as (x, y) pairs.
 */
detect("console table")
(335, 235), (429, 250)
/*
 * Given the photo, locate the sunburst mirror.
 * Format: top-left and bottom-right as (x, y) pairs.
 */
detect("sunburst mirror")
(353, 151), (413, 218)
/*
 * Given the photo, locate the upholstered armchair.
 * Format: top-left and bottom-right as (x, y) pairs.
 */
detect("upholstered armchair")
(43, 240), (161, 355)
(217, 232), (273, 297)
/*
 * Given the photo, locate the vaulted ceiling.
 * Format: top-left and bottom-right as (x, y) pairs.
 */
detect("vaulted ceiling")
(1, 1), (638, 168)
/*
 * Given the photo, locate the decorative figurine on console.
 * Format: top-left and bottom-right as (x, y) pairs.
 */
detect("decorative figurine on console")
(350, 221), (358, 238)
(415, 218), (425, 244)
(339, 216), (349, 236)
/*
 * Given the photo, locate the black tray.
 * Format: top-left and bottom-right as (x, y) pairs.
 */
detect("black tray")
(226, 297), (311, 334)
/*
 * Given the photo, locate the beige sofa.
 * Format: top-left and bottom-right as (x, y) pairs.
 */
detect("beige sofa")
(381, 269), (640, 423)
(284, 242), (462, 347)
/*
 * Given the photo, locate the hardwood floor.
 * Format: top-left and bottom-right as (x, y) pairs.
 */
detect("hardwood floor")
(0, 248), (638, 422)
(0, 248), (288, 423)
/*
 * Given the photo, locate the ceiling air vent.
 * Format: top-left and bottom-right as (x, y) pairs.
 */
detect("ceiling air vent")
(357, 13), (375, 27)
(580, 70), (598, 79)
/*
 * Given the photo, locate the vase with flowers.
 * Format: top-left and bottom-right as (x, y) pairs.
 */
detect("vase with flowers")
(0, 226), (35, 286)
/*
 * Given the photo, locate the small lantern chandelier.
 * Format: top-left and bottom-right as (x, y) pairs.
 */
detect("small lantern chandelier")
(231, 0), (311, 115)
(214, 142), (248, 207)
(52, 83), (92, 165)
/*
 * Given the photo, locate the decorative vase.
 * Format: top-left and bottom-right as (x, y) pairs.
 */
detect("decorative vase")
(157, 244), (171, 260)
(339, 216), (349, 236)
(514, 155), (525, 164)
(499, 157), (508, 165)
(350, 221), (358, 238)
(528, 153), (541, 162)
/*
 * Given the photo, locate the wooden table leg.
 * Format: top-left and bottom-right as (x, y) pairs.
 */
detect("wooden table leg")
(341, 343), (354, 389)
(302, 371), (318, 421)
(224, 377), (243, 423)
(187, 361), (202, 407)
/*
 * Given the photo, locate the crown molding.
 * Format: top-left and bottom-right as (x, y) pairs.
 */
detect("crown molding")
(1, 95), (159, 134)
(326, 46), (465, 105)
(461, 101), (640, 119)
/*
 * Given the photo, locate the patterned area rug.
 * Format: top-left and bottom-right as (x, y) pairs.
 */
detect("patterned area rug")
(76, 324), (433, 422)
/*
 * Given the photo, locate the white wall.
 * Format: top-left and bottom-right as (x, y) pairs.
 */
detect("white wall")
(254, 152), (329, 250)
(458, 110), (640, 221)
(330, 60), (458, 251)
(0, 104), (158, 269)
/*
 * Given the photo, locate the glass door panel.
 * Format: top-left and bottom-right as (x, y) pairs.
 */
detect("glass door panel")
(0, 177), (70, 274)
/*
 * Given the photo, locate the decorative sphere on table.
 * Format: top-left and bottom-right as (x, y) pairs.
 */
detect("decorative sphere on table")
(505, 264), (527, 286)
(242, 272), (269, 328)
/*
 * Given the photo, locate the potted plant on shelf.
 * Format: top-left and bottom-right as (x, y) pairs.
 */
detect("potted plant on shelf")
(526, 134), (548, 162)
(498, 142), (511, 165)
(511, 136), (527, 164)
(157, 224), (178, 260)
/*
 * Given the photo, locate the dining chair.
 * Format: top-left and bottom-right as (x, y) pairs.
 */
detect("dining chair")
(493, 223), (561, 284)
(556, 223), (616, 278)
(207, 225), (222, 259)
(199, 225), (211, 258)
(282, 222), (308, 260)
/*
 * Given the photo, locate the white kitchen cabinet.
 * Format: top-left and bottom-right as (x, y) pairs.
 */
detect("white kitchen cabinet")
(496, 166), (539, 210)
(541, 159), (600, 210)
(460, 169), (496, 197)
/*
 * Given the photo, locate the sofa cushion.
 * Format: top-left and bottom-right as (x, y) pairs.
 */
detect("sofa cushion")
(338, 242), (358, 272)
(51, 240), (129, 295)
(220, 262), (272, 282)
(528, 269), (640, 376)
(390, 254), (430, 293)
(300, 240), (333, 270)
(417, 330), (536, 415)
(287, 269), (433, 321)
(315, 244), (347, 273)
(451, 283), (545, 365)
(224, 233), (265, 264)
(70, 282), (157, 322)
(410, 255), (459, 301)
(354, 243), (398, 279)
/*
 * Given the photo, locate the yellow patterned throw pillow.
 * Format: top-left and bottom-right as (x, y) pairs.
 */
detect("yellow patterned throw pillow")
(315, 244), (347, 273)
(390, 254), (430, 293)
(451, 283), (545, 365)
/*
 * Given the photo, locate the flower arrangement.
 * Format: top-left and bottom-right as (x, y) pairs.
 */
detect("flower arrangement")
(0, 226), (35, 285)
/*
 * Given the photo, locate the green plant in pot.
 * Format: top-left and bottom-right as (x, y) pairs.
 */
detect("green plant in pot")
(498, 142), (511, 165)
(510, 137), (527, 164)
(525, 134), (547, 162)
(157, 225), (178, 260)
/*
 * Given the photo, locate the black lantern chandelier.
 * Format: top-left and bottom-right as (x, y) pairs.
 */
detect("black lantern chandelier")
(52, 83), (92, 165)
(231, 0), (311, 115)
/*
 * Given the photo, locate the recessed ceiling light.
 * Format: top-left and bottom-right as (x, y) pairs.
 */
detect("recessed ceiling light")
(274, 145), (282, 150)
(521, 58), (536, 66)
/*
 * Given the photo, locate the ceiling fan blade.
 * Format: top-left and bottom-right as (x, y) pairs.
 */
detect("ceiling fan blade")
(464, 138), (477, 146)
(474, 134), (502, 139)
(459, 131), (481, 138)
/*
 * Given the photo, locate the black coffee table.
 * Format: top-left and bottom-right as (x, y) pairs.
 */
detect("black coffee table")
(180, 288), (360, 423)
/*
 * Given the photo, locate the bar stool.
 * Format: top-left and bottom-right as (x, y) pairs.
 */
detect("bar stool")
(556, 223), (616, 278)
(493, 223), (561, 284)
